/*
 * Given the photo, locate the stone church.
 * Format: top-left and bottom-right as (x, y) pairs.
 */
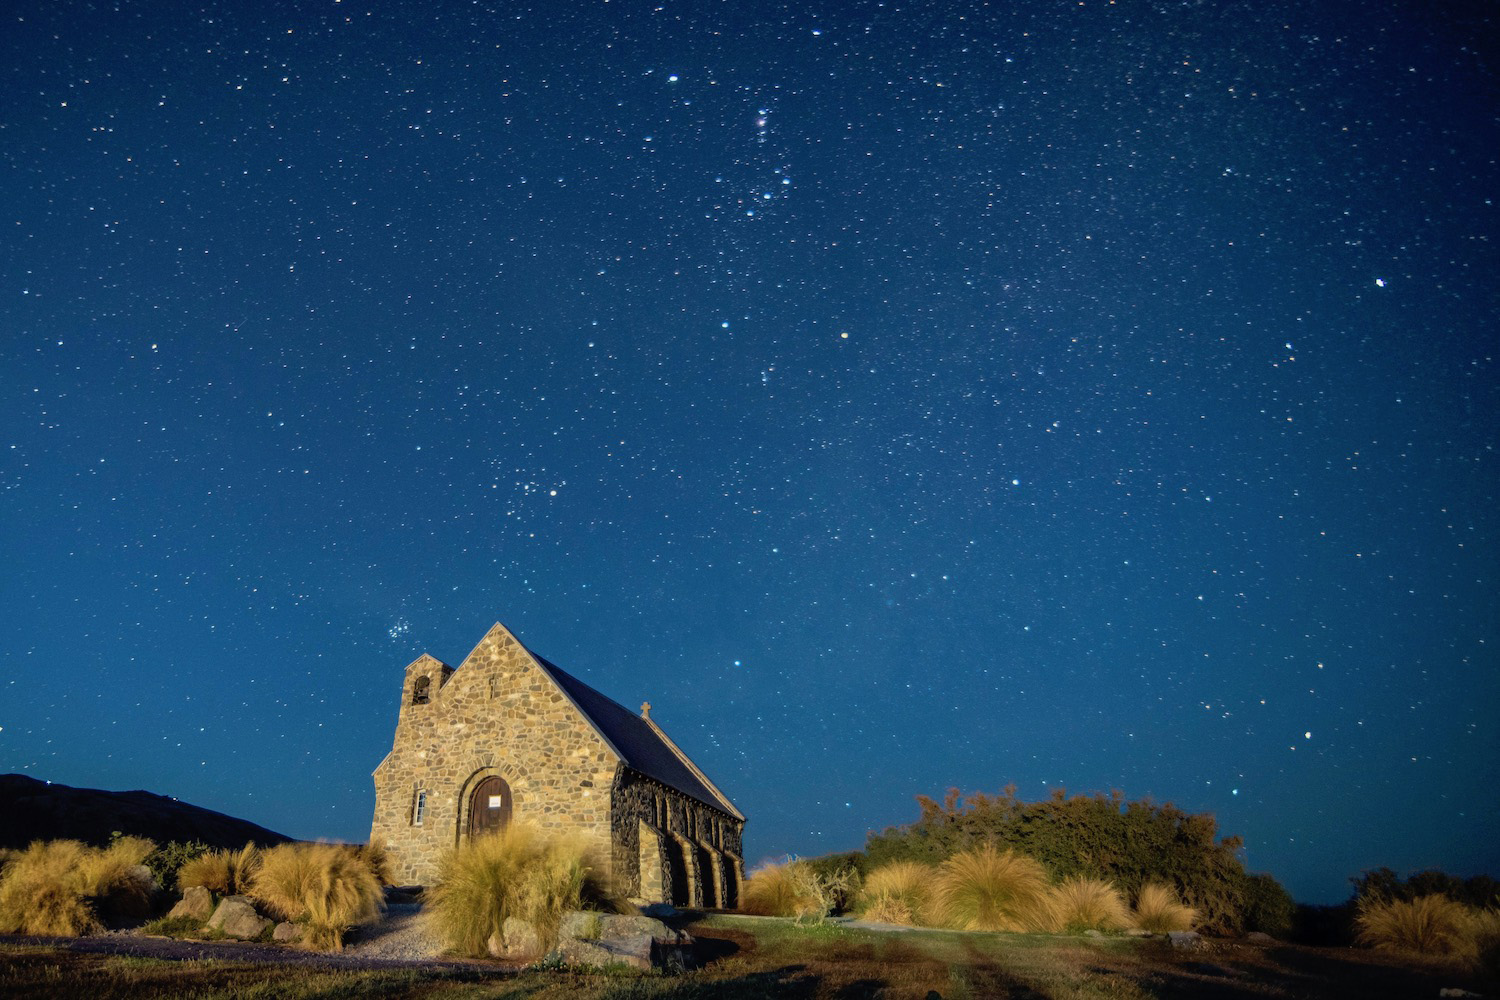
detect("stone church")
(370, 622), (745, 907)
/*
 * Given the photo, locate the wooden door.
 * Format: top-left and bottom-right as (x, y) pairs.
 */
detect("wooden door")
(468, 775), (512, 838)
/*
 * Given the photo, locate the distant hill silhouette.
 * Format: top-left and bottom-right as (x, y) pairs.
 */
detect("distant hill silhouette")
(0, 774), (292, 850)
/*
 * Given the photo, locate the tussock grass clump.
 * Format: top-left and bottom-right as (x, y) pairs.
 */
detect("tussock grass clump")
(858, 861), (936, 926)
(740, 861), (828, 920)
(354, 839), (393, 886)
(1046, 876), (1133, 933)
(426, 824), (615, 958)
(1357, 894), (1474, 956)
(247, 843), (383, 951)
(1134, 882), (1198, 933)
(177, 843), (261, 896)
(0, 837), (157, 936)
(930, 846), (1052, 932)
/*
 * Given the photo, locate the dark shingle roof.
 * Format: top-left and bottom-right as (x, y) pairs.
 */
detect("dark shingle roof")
(530, 654), (743, 820)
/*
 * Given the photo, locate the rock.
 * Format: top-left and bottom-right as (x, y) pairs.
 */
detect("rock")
(1167, 930), (1206, 952)
(168, 885), (215, 923)
(485, 917), (544, 960)
(639, 902), (678, 919)
(551, 910), (693, 971)
(1245, 931), (1275, 945)
(207, 895), (272, 940)
(1439, 990), (1482, 998)
(273, 921), (304, 943)
(1084, 929), (1105, 938)
(556, 932), (656, 971)
(1123, 928), (1152, 937)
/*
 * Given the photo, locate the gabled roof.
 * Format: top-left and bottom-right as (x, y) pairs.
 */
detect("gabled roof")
(527, 650), (744, 822)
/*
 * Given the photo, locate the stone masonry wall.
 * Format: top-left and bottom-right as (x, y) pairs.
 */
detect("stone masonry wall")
(610, 767), (744, 906)
(370, 624), (619, 886)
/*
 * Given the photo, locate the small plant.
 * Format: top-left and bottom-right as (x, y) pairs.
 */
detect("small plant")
(1356, 894), (1473, 956)
(1047, 876), (1133, 933)
(426, 824), (615, 959)
(139, 914), (209, 938)
(930, 845), (1053, 933)
(0, 837), (157, 936)
(177, 843), (261, 896)
(248, 843), (383, 951)
(740, 861), (827, 920)
(1134, 882), (1198, 933)
(146, 840), (212, 893)
(858, 861), (936, 926)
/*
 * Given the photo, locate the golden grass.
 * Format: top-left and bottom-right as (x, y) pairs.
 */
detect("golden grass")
(247, 843), (383, 951)
(929, 846), (1053, 932)
(740, 861), (827, 920)
(0, 837), (157, 936)
(1133, 882), (1197, 933)
(858, 861), (937, 926)
(177, 843), (261, 896)
(353, 839), (393, 886)
(1046, 876), (1133, 932)
(425, 824), (614, 959)
(1357, 894), (1475, 956)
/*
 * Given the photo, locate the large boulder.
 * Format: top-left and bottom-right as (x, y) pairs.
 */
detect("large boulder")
(168, 885), (215, 923)
(556, 932), (656, 971)
(207, 895), (271, 940)
(551, 910), (693, 972)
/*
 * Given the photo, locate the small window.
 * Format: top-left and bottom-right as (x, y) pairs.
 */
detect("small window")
(412, 676), (431, 705)
(412, 789), (427, 826)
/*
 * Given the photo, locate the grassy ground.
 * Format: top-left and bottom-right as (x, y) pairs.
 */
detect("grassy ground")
(0, 914), (1486, 1000)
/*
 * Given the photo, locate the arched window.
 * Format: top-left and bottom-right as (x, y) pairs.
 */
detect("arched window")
(412, 789), (427, 826)
(411, 675), (431, 705)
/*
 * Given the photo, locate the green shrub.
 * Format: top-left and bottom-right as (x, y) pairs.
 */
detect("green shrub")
(0, 837), (157, 935)
(426, 824), (615, 959)
(247, 843), (383, 951)
(1241, 872), (1296, 937)
(858, 861), (936, 926)
(1357, 894), (1474, 956)
(1047, 876), (1132, 932)
(1134, 882), (1197, 933)
(930, 846), (1052, 932)
(145, 840), (212, 893)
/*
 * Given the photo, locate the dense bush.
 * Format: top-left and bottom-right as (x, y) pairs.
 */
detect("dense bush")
(930, 846), (1052, 932)
(741, 860), (834, 921)
(865, 785), (1274, 933)
(1357, 894), (1476, 956)
(1133, 882), (1198, 932)
(1241, 872), (1297, 937)
(858, 861), (936, 926)
(1047, 876), (1132, 932)
(0, 837), (156, 935)
(1354, 867), (1500, 911)
(177, 843), (262, 896)
(426, 824), (615, 958)
(251, 843), (383, 950)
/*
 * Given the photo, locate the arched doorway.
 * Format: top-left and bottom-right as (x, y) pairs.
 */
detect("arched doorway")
(467, 775), (512, 839)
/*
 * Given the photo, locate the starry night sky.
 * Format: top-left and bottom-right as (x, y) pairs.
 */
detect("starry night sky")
(3, 0), (1496, 905)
